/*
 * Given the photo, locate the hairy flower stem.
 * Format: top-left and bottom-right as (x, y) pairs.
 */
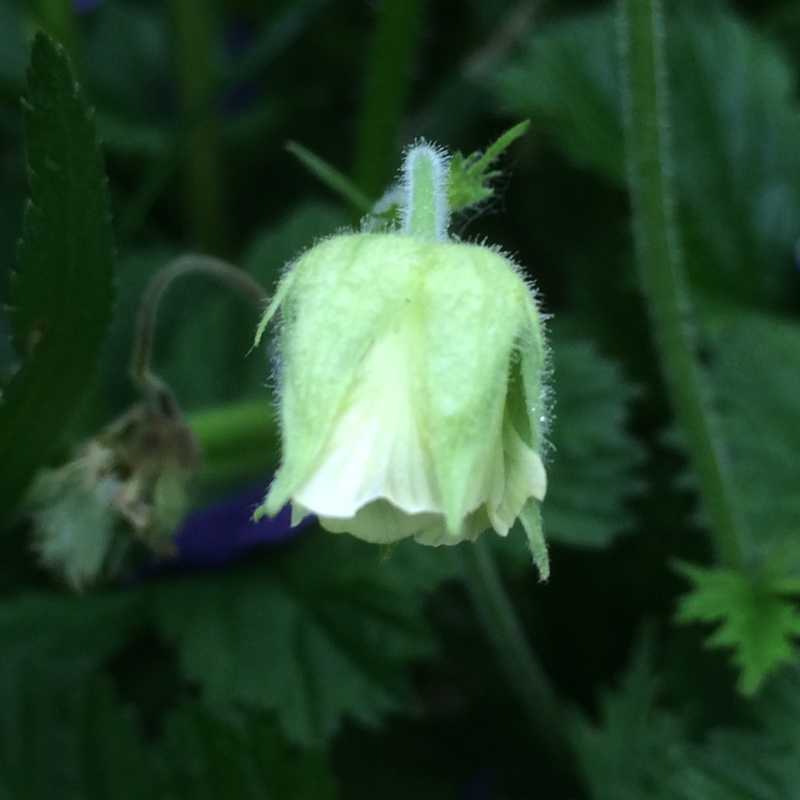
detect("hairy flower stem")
(618, 0), (748, 571)
(130, 255), (268, 401)
(456, 539), (576, 781)
(402, 145), (450, 240)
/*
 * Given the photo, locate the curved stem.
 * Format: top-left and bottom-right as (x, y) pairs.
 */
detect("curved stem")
(618, 0), (748, 571)
(130, 255), (268, 400)
(456, 538), (575, 778)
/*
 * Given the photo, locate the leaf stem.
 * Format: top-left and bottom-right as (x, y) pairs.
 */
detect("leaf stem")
(456, 539), (575, 779)
(618, 0), (748, 571)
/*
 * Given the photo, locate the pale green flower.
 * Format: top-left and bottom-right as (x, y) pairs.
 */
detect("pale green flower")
(255, 231), (550, 575)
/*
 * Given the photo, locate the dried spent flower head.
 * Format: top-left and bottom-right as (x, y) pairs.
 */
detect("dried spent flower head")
(27, 396), (202, 589)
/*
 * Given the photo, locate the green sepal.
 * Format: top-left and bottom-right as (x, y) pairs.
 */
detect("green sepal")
(447, 120), (530, 213)
(519, 498), (549, 581)
(254, 264), (298, 348)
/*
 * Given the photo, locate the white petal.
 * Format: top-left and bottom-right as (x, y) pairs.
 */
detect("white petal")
(320, 499), (443, 544)
(293, 320), (442, 519)
(487, 419), (547, 535)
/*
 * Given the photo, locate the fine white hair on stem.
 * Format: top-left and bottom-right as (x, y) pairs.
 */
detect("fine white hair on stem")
(400, 141), (451, 241)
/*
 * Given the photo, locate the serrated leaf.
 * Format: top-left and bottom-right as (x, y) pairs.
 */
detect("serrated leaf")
(0, 655), (152, 800)
(158, 703), (336, 800)
(572, 640), (684, 800)
(154, 533), (440, 745)
(669, 666), (800, 800)
(493, 8), (800, 307)
(493, 11), (623, 182)
(543, 327), (644, 547)
(671, 727), (797, 800)
(0, 33), (115, 518)
(705, 313), (800, 576)
(676, 564), (800, 695)
(668, 11), (800, 306)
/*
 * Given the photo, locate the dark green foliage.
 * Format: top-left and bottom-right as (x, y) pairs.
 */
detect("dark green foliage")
(572, 642), (684, 800)
(0, 33), (115, 519)
(707, 313), (800, 573)
(158, 703), (337, 800)
(496, 7), (800, 308)
(3, 0), (800, 798)
(154, 535), (441, 745)
(0, 656), (153, 800)
(544, 327), (644, 547)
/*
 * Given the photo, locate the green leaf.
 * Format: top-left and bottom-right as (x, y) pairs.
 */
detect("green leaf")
(572, 640), (684, 800)
(154, 533), (440, 745)
(676, 564), (800, 695)
(493, 11), (623, 181)
(669, 666), (800, 800)
(493, 8), (800, 307)
(0, 33), (115, 518)
(157, 703), (336, 800)
(543, 327), (644, 547)
(671, 727), (796, 800)
(705, 313), (800, 576)
(0, 656), (152, 800)
(669, 10), (800, 306)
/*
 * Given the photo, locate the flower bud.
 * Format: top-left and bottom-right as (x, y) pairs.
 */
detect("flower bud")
(255, 144), (550, 577)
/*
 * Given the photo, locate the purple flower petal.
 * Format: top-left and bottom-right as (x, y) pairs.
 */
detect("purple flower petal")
(173, 483), (308, 567)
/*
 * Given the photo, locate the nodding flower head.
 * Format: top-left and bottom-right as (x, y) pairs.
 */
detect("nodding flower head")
(254, 142), (551, 578)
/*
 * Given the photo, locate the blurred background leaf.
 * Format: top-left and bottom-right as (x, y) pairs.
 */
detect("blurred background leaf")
(153, 533), (447, 745)
(0, 33), (115, 520)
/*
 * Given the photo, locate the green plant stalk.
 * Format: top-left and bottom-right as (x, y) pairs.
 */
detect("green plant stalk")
(456, 539), (574, 777)
(618, 0), (748, 571)
(189, 400), (278, 486)
(170, 0), (226, 255)
(353, 0), (426, 199)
